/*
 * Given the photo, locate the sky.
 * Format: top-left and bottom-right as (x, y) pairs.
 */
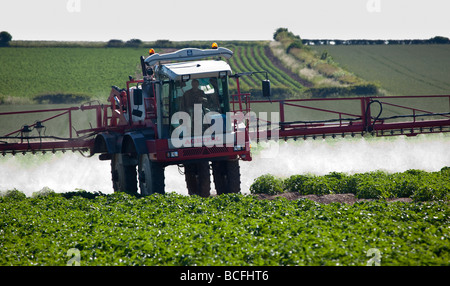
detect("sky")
(0, 0), (449, 42)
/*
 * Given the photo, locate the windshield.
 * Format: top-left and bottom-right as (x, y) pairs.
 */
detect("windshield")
(167, 77), (230, 137)
(172, 77), (229, 115)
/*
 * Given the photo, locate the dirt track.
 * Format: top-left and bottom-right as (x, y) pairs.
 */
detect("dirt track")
(255, 192), (413, 204)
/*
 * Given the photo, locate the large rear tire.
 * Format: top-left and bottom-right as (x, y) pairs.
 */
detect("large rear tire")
(184, 161), (211, 197)
(111, 153), (138, 194)
(212, 160), (241, 195)
(138, 154), (165, 196)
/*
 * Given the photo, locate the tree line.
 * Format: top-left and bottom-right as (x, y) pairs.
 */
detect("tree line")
(302, 36), (450, 46)
(273, 27), (449, 46)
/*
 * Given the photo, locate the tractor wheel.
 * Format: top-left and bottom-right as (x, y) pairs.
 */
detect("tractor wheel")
(184, 161), (211, 197)
(184, 164), (198, 196)
(212, 160), (241, 195)
(211, 161), (227, 195)
(138, 154), (165, 196)
(111, 153), (138, 194)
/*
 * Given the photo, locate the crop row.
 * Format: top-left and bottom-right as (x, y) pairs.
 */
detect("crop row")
(227, 45), (304, 96)
(0, 189), (448, 266)
(228, 47), (255, 90)
(250, 168), (450, 202)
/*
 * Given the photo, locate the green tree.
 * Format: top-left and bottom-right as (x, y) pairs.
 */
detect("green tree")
(430, 36), (450, 44)
(0, 31), (12, 47)
(273, 27), (300, 42)
(107, 39), (124, 47)
(125, 38), (142, 47)
(273, 28), (289, 40)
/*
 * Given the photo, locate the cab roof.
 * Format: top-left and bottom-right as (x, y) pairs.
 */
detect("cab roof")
(158, 60), (232, 81)
(145, 47), (233, 66)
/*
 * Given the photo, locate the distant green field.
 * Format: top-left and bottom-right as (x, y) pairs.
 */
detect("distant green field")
(0, 44), (307, 103)
(2, 43), (449, 104)
(2, 44), (450, 137)
(0, 47), (145, 102)
(312, 45), (450, 96)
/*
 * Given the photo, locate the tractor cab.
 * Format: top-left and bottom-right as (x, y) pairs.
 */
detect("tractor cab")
(154, 60), (233, 142)
(141, 46), (237, 147)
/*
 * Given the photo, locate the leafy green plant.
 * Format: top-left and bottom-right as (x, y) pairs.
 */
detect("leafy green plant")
(30, 186), (58, 198)
(249, 174), (284, 195)
(0, 189), (26, 200)
(301, 175), (338, 195)
(283, 174), (309, 193)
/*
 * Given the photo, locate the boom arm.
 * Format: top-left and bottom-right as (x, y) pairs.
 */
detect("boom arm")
(247, 95), (450, 142)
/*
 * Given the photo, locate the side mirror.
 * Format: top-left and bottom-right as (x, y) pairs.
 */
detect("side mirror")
(134, 89), (143, 106)
(262, 80), (271, 97)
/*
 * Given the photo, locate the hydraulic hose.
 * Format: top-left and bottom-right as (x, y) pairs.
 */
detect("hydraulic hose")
(365, 100), (383, 132)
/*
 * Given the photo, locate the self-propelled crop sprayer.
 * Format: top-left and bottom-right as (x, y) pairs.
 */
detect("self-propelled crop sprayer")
(1, 44), (450, 197)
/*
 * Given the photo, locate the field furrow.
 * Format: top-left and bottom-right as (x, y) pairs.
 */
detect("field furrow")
(257, 46), (304, 91)
(228, 46), (257, 89)
(244, 46), (270, 83)
(254, 45), (302, 91)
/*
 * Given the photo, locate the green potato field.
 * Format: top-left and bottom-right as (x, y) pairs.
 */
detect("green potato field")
(1, 168), (449, 266)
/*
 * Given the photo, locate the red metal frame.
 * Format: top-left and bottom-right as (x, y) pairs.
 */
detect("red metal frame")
(248, 95), (450, 140)
(146, 139), (251, 163)
(0, 107), (79, 138)
(0, 105), (98, 154)
(1, 78), (449, 159)
(230, 77), (251, 114)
